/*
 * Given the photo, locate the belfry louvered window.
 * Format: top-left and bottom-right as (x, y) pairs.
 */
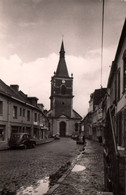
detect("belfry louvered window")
(61, 85), (66, 95)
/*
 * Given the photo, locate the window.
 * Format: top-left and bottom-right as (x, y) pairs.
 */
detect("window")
(0, 101), (3, 115)
(23, 109), (25, 117)
(0, 126), (5, 141)
(114, 75), (117, 103)
(13, 106), (17, 119)
(38, 114), (40, 122)
(75, 123), (78, 131)
(20, 108), (22, 116)
(34, 113), (37, 122)
(123, 50), (126, 92)
(27, 110), (30, 121)
(117, 69), (120, 101)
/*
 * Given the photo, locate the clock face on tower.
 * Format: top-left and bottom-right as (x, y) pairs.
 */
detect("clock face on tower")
(62, 79), (65, 84)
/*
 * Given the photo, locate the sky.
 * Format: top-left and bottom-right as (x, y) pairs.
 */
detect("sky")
(0, 0), (126, 117)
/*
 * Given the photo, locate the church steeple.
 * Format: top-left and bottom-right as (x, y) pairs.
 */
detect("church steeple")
(60, 41), (65, 58)
(47, 41), (81, 137)
(55, 41), (69, 77)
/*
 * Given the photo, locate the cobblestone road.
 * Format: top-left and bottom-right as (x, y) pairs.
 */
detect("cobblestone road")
(51, 140), (104, 195)
(0, 138), (83, 194)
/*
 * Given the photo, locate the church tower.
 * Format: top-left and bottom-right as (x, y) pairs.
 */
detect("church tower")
(47, 41), (82, 137)
(50, 41), (74, 118)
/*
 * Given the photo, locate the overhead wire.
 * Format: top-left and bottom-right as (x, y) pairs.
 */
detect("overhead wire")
(101, 0), (105, 88)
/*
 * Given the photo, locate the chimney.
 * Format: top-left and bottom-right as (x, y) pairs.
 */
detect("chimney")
(27, 97), (38, 107)
(10, 85), (19, 91)
(38, 104), (44, 112)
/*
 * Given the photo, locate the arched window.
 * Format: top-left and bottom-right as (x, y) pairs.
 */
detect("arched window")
(61, 85), (66, 95)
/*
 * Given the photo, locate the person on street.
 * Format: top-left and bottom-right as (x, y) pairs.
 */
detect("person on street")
(83, 135), (85, 144)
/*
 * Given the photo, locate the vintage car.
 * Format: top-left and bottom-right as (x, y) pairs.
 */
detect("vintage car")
(71, 133), (78, 140)
(54, 134), (60, 140)
(9, 133), (36, 149)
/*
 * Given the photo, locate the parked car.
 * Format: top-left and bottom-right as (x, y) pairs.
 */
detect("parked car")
(71, 133), (78, 140)
(54, 134), (60, 140)
(9, 133), (36, 149)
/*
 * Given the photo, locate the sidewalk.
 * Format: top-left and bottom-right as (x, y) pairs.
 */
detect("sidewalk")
(36, 138), (54, 145)
(46, 140), (113, 195)
(0, 141), (9, 151)
(0, 138), (54, 151)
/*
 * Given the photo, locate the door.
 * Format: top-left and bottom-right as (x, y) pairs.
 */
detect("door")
(60, 121), (66, 137)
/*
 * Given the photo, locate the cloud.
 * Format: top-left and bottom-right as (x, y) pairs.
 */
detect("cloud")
(0, 53), (58, 109)
(19, 22), (38, 27)
(0, 45), (115, 116)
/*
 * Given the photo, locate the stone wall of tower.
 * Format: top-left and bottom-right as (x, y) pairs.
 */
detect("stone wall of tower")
(50, 75), (73, 117)
(55, 97), (72, 117)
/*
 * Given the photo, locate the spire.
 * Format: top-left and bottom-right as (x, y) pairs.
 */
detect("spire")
(55, 41), (69, 77)
(60, 41), (65, 58)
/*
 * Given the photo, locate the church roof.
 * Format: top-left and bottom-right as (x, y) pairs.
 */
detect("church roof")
(46, 109), (82, 120)
(71, 109), (82, 119)
(55, 41), (69, 77)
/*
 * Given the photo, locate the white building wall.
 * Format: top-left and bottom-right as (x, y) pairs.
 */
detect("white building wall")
(51, 117), (80, 136)
(116, 37), (126, 113)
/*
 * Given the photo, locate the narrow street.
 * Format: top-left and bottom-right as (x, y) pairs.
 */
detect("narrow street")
(51, 139), (104, 195)
(0, 138), (84, 194)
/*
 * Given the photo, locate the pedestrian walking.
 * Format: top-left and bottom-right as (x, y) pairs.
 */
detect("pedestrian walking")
(83, 135), (85, 144)
(82, 135), (86, 151)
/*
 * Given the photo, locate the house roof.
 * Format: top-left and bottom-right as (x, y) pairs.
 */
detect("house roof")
(0, 79), (27, 102)
(93, 88), (107, 106)
(107, 19), (126, 88)
(0, 79), (39, 109)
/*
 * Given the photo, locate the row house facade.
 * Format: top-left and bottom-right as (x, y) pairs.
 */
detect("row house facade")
(81, 88), (106, 141)
(103, 19), (126, 195)
(0, 79), (49, 148)
(81, 19), (126, 195)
